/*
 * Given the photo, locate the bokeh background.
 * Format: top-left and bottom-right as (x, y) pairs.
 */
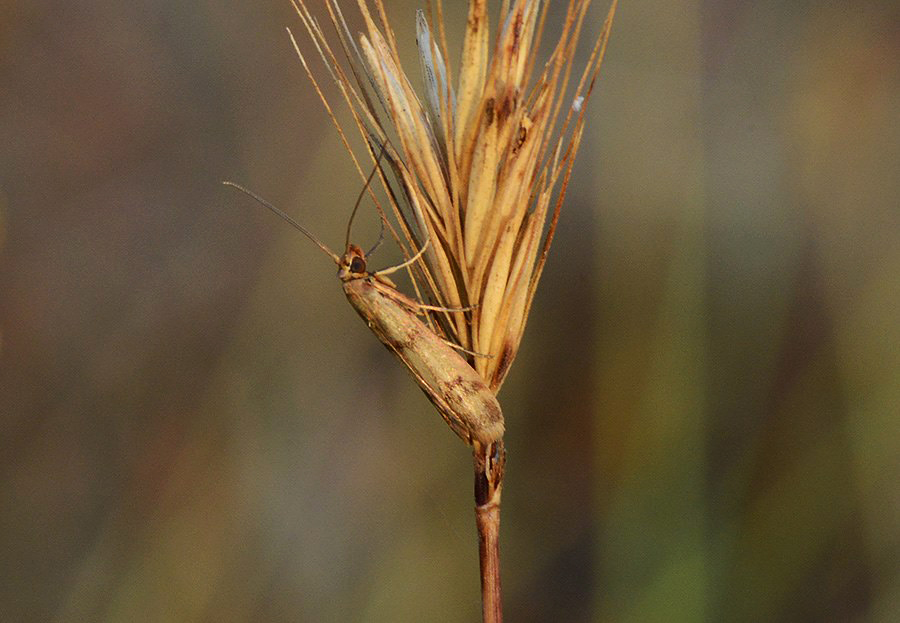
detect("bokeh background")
(2, 1), (898, 621)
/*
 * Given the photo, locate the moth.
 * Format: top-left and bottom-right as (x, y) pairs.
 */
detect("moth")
(224, 178), (504, 446)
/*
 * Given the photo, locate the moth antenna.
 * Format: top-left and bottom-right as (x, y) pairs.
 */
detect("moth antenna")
(345, 143), (389, 252)
(223, 181), (340, 264)
(365, 217), (386, 258)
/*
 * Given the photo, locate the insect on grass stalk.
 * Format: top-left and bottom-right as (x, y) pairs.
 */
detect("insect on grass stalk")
(238, 1), (617, 620)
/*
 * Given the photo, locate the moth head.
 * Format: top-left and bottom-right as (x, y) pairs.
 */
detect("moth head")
(338, 244), (368, 281)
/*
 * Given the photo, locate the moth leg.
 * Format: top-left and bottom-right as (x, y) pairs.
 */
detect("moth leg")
(374, 238), (431, 276)
(415, 302), (477, 313)
(441, 339), (494, 359)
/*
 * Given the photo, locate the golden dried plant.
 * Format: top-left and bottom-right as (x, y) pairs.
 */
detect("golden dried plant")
(279, 3), (617, 617)
(290, 0), (616, 393)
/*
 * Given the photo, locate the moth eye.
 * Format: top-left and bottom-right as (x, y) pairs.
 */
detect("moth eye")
(350, 257), (366, 273)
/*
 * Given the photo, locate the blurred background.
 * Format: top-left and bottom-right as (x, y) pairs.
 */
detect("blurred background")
(1, 0), (898, 621)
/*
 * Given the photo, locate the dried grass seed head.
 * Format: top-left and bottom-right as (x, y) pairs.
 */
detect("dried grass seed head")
(292, 0), (616, 391)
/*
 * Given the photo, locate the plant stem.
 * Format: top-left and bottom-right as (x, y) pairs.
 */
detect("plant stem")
(474, 440), (506, 623)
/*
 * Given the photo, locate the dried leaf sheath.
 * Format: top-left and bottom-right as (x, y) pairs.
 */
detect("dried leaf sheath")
(291, 0), (617, 393)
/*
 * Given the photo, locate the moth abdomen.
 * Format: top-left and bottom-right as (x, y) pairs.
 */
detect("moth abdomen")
(342, 274), (504, 445)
